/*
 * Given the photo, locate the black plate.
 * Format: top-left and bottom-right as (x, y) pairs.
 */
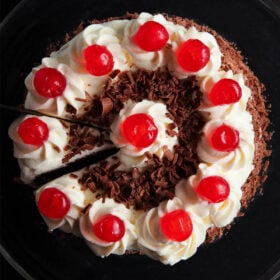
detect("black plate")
(1, 0), (280, 279)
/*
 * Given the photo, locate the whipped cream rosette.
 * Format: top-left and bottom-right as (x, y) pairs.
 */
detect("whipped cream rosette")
(35, 174), (95, 233)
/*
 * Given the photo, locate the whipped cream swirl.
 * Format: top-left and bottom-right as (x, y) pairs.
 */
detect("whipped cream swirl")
(136, 197), (206, 265)
(110, 99), (178, 168)
(25, 59), (87, 117)
(176, 163), (243, 228)
(35, 175), (95, 233)
(197, 117), (254, 173)
(8, 115), (68, 183)
(123, 12), (174, 71)
(198, 70), (252, 119)
(80, 198), (137, 256)
(169, 26), (222, 78)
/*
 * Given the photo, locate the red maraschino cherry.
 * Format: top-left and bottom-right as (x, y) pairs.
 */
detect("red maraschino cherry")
(176, 39), (210, 72)
(34, 67), (66, 98)
(132, 21), (169, 51)
(121, 113), (158, 148)
(83, 44), (114, 76)
(18, 117), (49, 146)
(208, 78), (242, 105)
(93, 214), (125, 242)
(195, 176), (230, 203)
(37, 187), (71, 219)
(160, 209), (193, 242)
(209, 124), (240, 152)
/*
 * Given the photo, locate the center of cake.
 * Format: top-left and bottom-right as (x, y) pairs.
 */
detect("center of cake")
(78, 69), (205, 210)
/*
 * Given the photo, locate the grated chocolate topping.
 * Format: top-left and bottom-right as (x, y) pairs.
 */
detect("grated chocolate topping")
(62, 124), (107, 163)
(78, 68), (205, 210)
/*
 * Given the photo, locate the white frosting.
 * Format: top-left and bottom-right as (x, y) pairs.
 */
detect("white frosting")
(35, 175), (95, 233)
(136, 197), (207, 265)
(123, 13), (173, 71)
(25, 60), (87, 117)
(110, 99), (178, 168)
(79, 198), (137, 256)
(198, 70), (252, 119)
(168, 26), (222, 78)
(209, 189), (241, 227)
(176, 163), (243, 228)
(197, 118), (254, 174)
(8, 115), (68, 183)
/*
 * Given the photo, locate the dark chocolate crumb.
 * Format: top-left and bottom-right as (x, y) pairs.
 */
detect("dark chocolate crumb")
(62, 124), (109, 163)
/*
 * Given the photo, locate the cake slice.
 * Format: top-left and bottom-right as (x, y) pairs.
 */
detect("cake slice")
(8, 114), (113, 183)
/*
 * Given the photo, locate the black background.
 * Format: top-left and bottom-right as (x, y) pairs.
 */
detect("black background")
(1, 0), (25, 277)
(0, 0), (280, 279)
(0, 0), (22, 21)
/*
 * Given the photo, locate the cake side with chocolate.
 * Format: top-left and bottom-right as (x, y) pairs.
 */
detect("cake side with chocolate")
(8, 12), (271, 265)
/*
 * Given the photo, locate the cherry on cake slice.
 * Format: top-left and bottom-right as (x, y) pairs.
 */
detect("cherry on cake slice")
(8, 114), (113, 183)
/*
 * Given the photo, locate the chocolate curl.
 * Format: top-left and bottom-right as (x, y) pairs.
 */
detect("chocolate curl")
(89, 97), (113, 118)
(100, 97), (114, 116)
(163, 145), (174, 161)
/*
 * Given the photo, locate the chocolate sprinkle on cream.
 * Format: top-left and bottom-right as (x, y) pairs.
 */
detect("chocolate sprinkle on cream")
(63, 124), (107, 163)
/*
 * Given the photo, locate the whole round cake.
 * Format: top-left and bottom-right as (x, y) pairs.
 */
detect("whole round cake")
(8, 12), (271, 265)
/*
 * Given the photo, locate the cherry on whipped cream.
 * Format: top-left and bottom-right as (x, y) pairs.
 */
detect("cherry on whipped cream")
(93, 214), (125, 242)
(18, 117), (49, 146)
(209, 124), (240, 152)
(132, 21), (169, 52)
(196, 176), (230, 203)
(120, 113), (158, 148)
(83, 44), (114, 76)
(37, 187), (71, 219)
(34, 67), (66, 98)
(160, 209), (193, 242)
(208, 78), (242, 105)
(176, 39), (210, 72)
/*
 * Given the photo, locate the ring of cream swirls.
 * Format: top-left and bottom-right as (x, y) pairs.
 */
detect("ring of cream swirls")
(32, 13), (255, 265)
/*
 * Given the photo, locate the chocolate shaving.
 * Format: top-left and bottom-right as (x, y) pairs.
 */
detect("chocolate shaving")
(69, 173), (78, 179)
(99, 97), (114, 116)
(62, 124), (108, 163)
(65, 104), (77, 116)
